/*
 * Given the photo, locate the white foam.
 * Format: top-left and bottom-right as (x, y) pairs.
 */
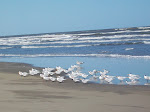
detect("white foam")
(21, 44), (94, 48)
(125, 48), (134, 51)
(1, 33), (150, 46)
(0, 47), (12, 49)
(138, 26), (150, 29)
(143, 41), (150, 44)
(1, 53), (150, 59)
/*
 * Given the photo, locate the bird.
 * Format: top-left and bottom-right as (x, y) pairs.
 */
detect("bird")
(104, 77), (115, 83)
(43, 76), (50, 81)
(116, 76), (127, 82)
(81, 73), (88, 78)
(128, 76), (140, 81)
(89, 69), (97, 76)
(72, 78), (80, 82)
(99, 69), (109, 76)
(49, 76), (56, 82)
(29, 68), (40, 76)
(18, 71), (23, 76)
(18, 71), (28, 77)
(144, 75), (150, 83)
(56, 76), (66, 83)
(76, 61), (84, 65)
(126, 80), (138, 85)
(40, 74), (44, 78)
(80, 78), (90, 84)
(128, 73), (140, 78)
(99, 75), (106, 80)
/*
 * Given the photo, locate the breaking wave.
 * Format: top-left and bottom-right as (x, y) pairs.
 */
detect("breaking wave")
(0, 53), (150, 59)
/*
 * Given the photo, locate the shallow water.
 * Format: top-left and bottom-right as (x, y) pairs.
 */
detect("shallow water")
(0, 56), (150, 85)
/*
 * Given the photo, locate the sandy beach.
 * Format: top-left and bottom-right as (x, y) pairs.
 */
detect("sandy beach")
(0, 62), (150, 112)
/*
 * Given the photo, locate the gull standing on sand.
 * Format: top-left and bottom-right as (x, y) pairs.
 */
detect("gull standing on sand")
(144, 75), (150, 83)
(80, 78), (90, 84)
(43, 76), (50, 81)
(116, 76), (127, 82)
(19, 71), (28, 77)
(126, 80), (139, 85)
(89, 69), (97, 76)
(29, 68), (40, 76)
(104, 77), (115, 84)
(57, 76), (66, 83)
(72, 77), (80, 82)
(49, 76), (56, 82)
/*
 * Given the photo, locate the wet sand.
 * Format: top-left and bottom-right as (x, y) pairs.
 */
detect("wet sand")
(0, 62), (150, 112)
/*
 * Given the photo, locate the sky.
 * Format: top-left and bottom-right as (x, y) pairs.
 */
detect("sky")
(0, 0), (150, 36)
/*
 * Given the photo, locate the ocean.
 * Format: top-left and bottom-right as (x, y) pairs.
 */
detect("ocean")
(0, 26), (150, 85)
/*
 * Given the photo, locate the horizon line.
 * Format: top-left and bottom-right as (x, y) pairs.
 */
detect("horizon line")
(0, 25), (150, 37)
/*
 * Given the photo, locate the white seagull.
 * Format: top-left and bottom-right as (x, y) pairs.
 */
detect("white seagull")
(116, 76), (127, 82)
(80, 78), (90, 84)
(18, 71), (28, 77)
(76, 61), (84, 65)
(49, 76), (56, 82)
(144, 75), (150, 83)
(57, 76), (66, 83)
(126, 80), (139, 85)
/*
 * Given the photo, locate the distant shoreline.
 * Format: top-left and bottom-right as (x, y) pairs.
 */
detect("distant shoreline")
(1, 25), (149, 37)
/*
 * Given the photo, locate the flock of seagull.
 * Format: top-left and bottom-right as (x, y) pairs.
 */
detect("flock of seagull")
(18, 61), (150, 85)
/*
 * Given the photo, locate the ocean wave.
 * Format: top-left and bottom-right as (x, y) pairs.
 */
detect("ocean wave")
(49, 38), (150, 44)
(0, 47), (12, 49)
(138, 26), (150, 29)
(20, 42), (143, 49)
(1, 38), (149, 46)
(125, 48), (134, 51)
(143, 41), (150, 44)
(1, 53), (150, 59)
(21, 44), (94, 48)
(1, 33), (150, 46)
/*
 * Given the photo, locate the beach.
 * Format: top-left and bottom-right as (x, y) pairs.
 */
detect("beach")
(0, 62), (150, 112)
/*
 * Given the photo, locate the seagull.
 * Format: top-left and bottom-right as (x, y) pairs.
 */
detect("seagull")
(81, 73), (88, 78)
(18, 71), (28, 77)
(72, 78), (80, 82)
(89, 69), (97, 76)
(99, 69), (109, 76)
(40, 74), (44, 78)
(116, 76), (127, 82)
(104, 76), (115, 83)
(126, 80), (138, 85)
(99, 75), (106, 80)
(18, 71), (23, 76)
(57, 76), (66, 83)
(43, 76), (50, 81)
(144, 75), (150, 83)
(49, 76), (56, 82)
(80, 78), (90, 84)
(128, 73), (140, 78)
(29, 68), (40, 76)
(128, 76), (140, 81)
(76, 61), (84, 65)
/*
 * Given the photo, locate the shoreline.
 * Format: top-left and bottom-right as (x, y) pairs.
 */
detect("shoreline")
(0, 62), (150, 112)
(0, 61), (150, 93)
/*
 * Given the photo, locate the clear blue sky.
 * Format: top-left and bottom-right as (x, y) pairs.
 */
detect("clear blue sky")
(0, 0), (150, 36)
